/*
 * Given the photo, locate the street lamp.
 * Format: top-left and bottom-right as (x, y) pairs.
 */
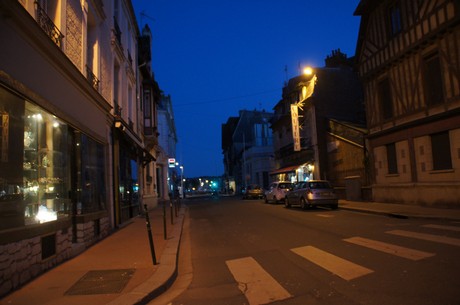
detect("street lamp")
(303, 66), (313, 75)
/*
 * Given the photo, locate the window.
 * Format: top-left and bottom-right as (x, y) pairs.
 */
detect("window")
(78, 134), (106, 214)
(431, 131), (452, 170)
(378, 78), (393, 120)
(389, 3), (402, 35)
(386, 143), (398, 174)
(143, 89), (152, 134)
(0, 87), (72, 229)
(423, 53), (444, 107)
(254, 123), (272, 146)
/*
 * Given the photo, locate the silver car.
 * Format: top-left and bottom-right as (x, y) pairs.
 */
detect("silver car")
(264, 181), (293, 204)
(285, 180), (338, 209)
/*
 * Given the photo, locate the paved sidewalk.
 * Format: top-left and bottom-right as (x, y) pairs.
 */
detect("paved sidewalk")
(339, 199), (460, 221)
(0, 203), (186, 305)
(1, 198), (460, 305)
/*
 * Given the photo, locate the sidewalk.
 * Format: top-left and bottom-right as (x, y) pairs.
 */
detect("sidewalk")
(2, 199), (460, 305)
(0, 203), (186, 305)
(339, 199), (460, 221)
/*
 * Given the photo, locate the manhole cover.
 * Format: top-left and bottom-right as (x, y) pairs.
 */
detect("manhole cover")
(65, 269), (135, 295)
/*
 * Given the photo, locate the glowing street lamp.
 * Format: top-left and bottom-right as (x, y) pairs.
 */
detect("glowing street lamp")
(303, 66), (313, 75)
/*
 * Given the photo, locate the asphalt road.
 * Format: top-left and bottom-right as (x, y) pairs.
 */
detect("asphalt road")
(150, 196), (460, 305)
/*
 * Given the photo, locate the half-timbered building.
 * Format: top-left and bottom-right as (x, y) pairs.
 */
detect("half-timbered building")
(355, 0), (460, 207)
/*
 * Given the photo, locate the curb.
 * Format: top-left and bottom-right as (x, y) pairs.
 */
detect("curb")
(107, 206), (186, 305)
(339, 205), (459, 222)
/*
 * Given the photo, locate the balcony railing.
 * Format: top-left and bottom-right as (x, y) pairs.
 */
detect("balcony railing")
(34, 1), (64, 48)
(85, 66), (100, 91)
(114, 103), (122, 116)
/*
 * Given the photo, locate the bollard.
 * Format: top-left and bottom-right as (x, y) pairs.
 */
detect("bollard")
(170, 200), (174, 225)
(144, 204), (157, 265)
(163, 200), (167, 240)
(175, 198), (178, 217)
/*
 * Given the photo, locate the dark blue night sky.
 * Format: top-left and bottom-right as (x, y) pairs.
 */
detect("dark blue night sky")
(131, 0), (361, 177)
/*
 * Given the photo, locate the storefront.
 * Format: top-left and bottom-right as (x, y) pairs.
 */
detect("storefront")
(0, 84), (108, 231)
(270, 163), (315, 183)
(112, 120), (154, 225)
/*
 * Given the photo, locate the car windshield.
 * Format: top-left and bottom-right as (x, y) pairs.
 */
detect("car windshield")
(248, 185), (261, 190)
(308, 181), (332, 189)
(279, 183), (291, 189)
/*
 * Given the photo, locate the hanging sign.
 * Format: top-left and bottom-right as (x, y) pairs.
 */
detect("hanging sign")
(291, 104), (301, 151)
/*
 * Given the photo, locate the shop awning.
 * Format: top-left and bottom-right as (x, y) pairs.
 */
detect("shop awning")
(269, 165), (298, 175)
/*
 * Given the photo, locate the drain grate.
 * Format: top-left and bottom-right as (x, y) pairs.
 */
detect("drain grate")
(65, 269), (135, 295)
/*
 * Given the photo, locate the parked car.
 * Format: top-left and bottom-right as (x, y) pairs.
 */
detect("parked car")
(285, 180), (338, 209)
(264, 181), (293, 204)
(243, 184), (264, 199)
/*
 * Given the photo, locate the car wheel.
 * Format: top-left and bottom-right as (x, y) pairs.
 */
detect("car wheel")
(264, 196), (269, 204)
(284, 198), (291, 208)
(300, 198), (307, 210)
(331, 203), (338, 210)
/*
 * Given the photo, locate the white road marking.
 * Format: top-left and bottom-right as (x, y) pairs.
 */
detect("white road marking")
(316, 214), (334, 218)
(225, 257), (292, 305)
(344, 236), (435, 260)
(422, 224), (460, 232)
(386, 230), (460, 246)
(291, 246), (373, 281)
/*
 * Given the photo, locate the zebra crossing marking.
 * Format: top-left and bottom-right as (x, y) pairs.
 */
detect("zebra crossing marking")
(386, 230), (460, 246)
(422, 224), (460, 232)
(343, 236), (435, 260)
(226, 256), (292, 305)
(316, 214), (334, 218)
(291, 245), (373, 281)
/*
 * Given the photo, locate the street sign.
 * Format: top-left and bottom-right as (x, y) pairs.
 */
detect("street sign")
(168, 158), (176, 168)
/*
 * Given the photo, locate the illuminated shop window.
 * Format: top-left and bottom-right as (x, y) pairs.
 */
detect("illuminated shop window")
(0, 87), (71, 229)
(23, 102), (71, 225)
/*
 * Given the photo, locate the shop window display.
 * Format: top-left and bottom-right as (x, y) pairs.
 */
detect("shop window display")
(22, 102), (71, 225)
(0, 86), (71, 229)
(0, 86), (108, 232)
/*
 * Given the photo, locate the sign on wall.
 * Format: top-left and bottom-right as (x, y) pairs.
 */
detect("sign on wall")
(290, 105), (301, 151)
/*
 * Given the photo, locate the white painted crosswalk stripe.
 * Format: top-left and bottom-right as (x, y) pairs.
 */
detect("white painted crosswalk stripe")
(343, 236), (435, 260)
(386, 230), (460, 246)
(422, 224), (460, 232)
(291, 246), (373, 281)
(316, 214), (334, 218)
(226, 256), (292, 305)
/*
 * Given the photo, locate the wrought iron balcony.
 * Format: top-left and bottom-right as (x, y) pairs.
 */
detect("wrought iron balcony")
(34, 1), (64, 48)
(114, 103), (122, 116)
(85, 66), (100, 91)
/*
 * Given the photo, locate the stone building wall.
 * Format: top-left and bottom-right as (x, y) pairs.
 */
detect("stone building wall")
(0, 228), (73, 296)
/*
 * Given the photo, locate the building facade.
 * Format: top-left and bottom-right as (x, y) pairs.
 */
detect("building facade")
(0, 0), (159, 296)
(222, 109), (274, 192)
(138, 24), (164, 209)
(355, 0), (460, 206)
(157, 93), (178, 198)
(271, 51), (366, 189)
